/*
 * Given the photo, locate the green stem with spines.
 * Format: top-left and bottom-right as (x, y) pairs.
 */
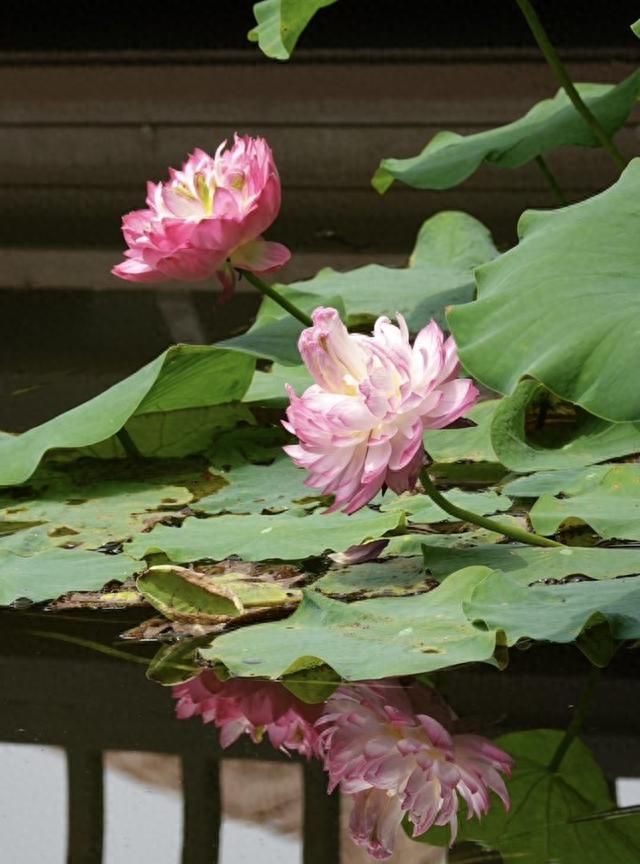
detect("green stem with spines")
(516, 0), (626, 170)
(419, 468), (563, 549)
(116, 427), (141, 459)
(535, 155), (568, 206)
(242, 270), (313, 327)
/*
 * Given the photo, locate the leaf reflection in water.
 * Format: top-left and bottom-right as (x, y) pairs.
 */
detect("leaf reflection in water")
(172, 673), (511, 860)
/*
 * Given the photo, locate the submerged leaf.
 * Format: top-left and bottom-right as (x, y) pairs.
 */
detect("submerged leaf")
(147, 635), (214, 685)
(448, 730), (640, 863)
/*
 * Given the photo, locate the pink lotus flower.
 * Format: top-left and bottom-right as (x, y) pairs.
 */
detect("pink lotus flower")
(112, 135), (290, 299)
(283, 308), (478, 513)
(318, 681), (512, 860)
(173, 670), (322, 758)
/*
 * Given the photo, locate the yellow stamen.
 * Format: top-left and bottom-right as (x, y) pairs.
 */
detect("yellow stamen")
(195, 172), (214, 214)
(173, 182), (196, 201)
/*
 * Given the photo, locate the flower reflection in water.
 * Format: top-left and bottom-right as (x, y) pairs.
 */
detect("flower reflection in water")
(173, 673), (512, 860)
(173, 670), (322, 758)
(320, 680), (512, 860)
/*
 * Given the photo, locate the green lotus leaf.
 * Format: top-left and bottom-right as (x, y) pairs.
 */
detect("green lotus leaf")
(0, 547), (139, 606)
(419, 542), (640, 585)
(380, 487), (512, 524)
(248, 0), (338, 60)
(530, 464), (640, 540)
(424, 400), (500, 464)
(200, 566), (498, 680)
(374, 73), (640, 192)
(416, 730), (640, 863)
(244, 364), (313, 407)
(198, 456), (322, 515)
(0, 346), (255, 486)
(128, 507), (404, 563)
(465, 570), (640, 645)
(0, 477), (193, 550)
(234, 214), (497, 353)
(502, 466), (610, 498)
(449, 160), (640, 423)
(490, 381), (640, 471)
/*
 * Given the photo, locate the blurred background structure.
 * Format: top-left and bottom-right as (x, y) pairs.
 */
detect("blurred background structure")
(1, 0), (639, 429)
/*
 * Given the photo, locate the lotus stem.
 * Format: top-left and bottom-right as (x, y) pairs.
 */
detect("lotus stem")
(419, 468), (563, 549)
(243, 271), (313, 327)
(116, 427), (142, 459)
(535, 155), (568, 206)
(516, 0), (626, 170)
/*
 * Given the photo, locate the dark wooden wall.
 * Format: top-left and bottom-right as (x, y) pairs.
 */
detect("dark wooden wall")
(1, 54), (639, 283)
(1, 49), (639, 430)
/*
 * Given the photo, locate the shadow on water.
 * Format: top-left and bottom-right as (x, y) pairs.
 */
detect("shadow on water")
(1, 609), (639, 863)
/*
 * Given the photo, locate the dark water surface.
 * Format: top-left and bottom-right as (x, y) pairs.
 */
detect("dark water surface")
(2, 609), (639, 863)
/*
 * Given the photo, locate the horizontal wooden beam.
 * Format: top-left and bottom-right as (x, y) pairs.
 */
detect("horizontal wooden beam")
(0, 249), (403, 291)
(1, 58), (636, 125)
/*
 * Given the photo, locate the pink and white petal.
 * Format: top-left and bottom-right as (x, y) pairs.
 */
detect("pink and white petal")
(111, 256), (168, 283)
(385, 447), (424, 495)
(425, 379), (479, 429)
(155, 250), (221, 282)
(328, 539), (389, 565)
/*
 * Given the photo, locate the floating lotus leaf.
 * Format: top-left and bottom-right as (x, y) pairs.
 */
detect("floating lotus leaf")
(502, 466), (610, 498)
(380, 487), (512, 524)
(128, 507), (404, 563)
(200, 566), (499, 680)
(0, 547), (139, 606)
(198, 456), (321, 515)
(530, 464), (640, 540)
(419, 542), (640, 585)
(465, 570), (640, 645)
(0, 478), (193, 549)
(424, 400), (500, 464)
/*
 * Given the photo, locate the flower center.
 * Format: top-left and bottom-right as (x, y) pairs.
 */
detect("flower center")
(195, 172), (215, 215)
